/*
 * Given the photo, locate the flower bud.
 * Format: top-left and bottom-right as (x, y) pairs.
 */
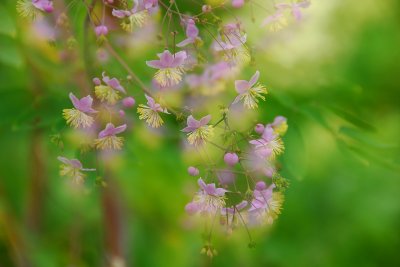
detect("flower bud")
(93, 77), (101, 86)
(255, 123), (265, 134)
(255, 181), (267, 191)
(232, 0), (245, 8)
(185, 202), (198, 215)
(202, 5), (212, 13)
(95, 25), (108, 37)
(122, 97), (135, 108)
(224, 152), (239, 166)
(187, 166), (199, 176)
(119, 109), (125, 117)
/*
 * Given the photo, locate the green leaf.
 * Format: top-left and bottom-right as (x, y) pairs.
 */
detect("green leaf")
(0, 36), (23, 68)
(0, 5), (17, 37)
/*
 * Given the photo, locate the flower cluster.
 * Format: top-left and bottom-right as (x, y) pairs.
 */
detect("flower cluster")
(185, 116), (289, 241)
(19, 0), (309, 256)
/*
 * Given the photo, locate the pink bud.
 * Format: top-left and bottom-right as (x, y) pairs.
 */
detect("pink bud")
(255, 181), (267, 191)
(95, 25), (108, 37)
(185, 202), (199, 215)
(119, 110), (125, 117)
(187, 166), (199, 176)
(224, 152), (239, 166)
(93, 77), (101, 85)
(122, 97), (135, 108)
(202, 5), (211, 13)
(232, 0), (245, 8)
(255, 123), (265, 134)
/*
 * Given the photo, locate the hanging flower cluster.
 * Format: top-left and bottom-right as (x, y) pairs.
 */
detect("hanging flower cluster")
(18, 0), (311, 256)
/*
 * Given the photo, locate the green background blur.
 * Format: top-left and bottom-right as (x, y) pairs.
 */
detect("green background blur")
(1, 0), (400, 266)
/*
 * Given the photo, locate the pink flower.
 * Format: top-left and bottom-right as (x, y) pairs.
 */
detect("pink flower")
(137, 94), (169, 128)
(95, 25), (109, 37)
(177, 19), (201, 47)
(69, 93), (97, 114)
(186, 62), (231, 92)
(146, 50), (187, 70)
(101, 72), (126, 93)
(233, 70), (267, 109)
(188, 166), (200, 176)
(182, 115), (211, 133)
(98, 123), (127, 138)
(249, 125), (284, 158)
(249, 182), (274, 212)
(63, 93), (97, 128)
(182, 115), (214, 146)
(146, 50), (187, 88)
(217, 169), (236, 185)
(32, 0), (53, 13)
(224, 152), (239, 166)
(276, 1), (311, 21)
(231, 0), (245, 8)
(94, 123), (127, 150)
(185, 178), (228, 216)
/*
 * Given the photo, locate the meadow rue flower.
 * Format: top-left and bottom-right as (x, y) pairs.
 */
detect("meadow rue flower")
(137, 94), (169, 128)
(217, 169), (236, 185)
(182, 115), (214, 146)
(276, 0), (311, 21)
(233, 70), (268, 109)
(63, 93), (97, 129)
(213, 23), (250, 64)
(185, 178), (227, 216)
(224, 152), (239, 166)
(188, 166), (200, 176)
(122, 97), (136, 108)
(94, 72), (126, 104)
(231, 0), (245, 8)
(186, 62), (232, 95)
(94, 123), (127, 150)
(17, 0), (53, 19)
(269, 116), (288, 136)
(112, 0), (158, 31)
(249, 125), (284, 159)
(248, 181), (284, 225)
(146, 50), (187, 88)
(57, 156), (95, 185)
(177, 19), (201, 47)
(261, 12), (288, 32)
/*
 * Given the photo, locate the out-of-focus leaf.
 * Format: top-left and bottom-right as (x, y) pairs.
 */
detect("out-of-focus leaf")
(339, 126), (398, 150)
(0, 36), (23, 68)
(0, 6), (16, 37)
(282, 123), (308, 180)
(329, 105), (376, 132)
(299, 104), (334, 133)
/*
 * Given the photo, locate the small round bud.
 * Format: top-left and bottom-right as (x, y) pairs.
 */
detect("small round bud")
(188, 166), (199, 176)
(185, 202), (198, 215)
(119, 109), (125, 117)
(93, 77), (101, 86)
(122, 97), (135, 108)
(232, 0), (245, 8)
(255, 123), (265, 134)
(255, 181), (267, 191)
(224, 152), (239, 166)
(95, 25), (109, 37)
(202, 5), (212, 13)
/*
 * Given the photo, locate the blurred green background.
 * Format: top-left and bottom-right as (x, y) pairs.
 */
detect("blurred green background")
(0, 0), (400, 266)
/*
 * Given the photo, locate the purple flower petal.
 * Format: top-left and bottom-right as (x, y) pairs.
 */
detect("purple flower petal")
(249, 71), (260, 87)
(235, 80), (250, 94)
